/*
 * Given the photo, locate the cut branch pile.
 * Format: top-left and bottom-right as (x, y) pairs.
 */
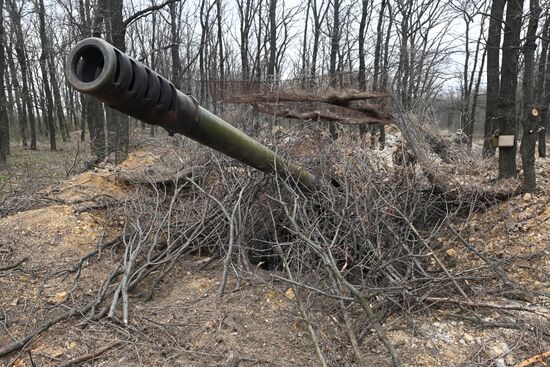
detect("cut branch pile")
(2, 130), (546, 367)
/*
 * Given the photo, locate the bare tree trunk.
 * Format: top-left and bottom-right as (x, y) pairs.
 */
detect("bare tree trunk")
(167, 1), (181, 140)
(8, 0), (37, 150)
(267, 0), (277, 81)
(358, 0), (370, 138)
(254, 1), (262, 81)
(539, 14), (550, 157)
(460, 12), (472, 144)
(382, 1), (393, 89)
(48, 46), (69, 142)
(199, 0), (212, 104)
(460, 11), (487, 147)
(328, 0), (341, 140)
(483, 0), (506, 157)
(373, 0), (386, 90)
(75, 0), (89, 142)
(396, 0), (411, 108)
(78, 95), (86, 142)
(309, 0), (329, 85)
(237, 0), (254, 81)
(467, 48), (487, 145)
(29, 63), (44, 138)
(216, 0), (225, 86)
(520, 0), (541, 192)
(329, 0), (340, 88)
(6, 40), (28, 149)
(0, 0), (8, 167)
(37, 0), (56, 151)
(87, 101), (106, 159)
(498, 0), (524, 178)
(367, 0), (387, 146)
(310, 1), (320, 84)
(357, 0), (368, 90)
(169, 1), (182, 88)
(85, 0), (108, 160)
(300, 0), (310, 85)
(3, 71), (13, 155)
(103, 0), (128, 163)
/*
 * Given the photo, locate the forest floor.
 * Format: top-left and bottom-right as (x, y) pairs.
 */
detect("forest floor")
(0, 128), (549, 367)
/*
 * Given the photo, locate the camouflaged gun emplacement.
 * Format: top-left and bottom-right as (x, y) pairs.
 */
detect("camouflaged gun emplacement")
(66, 37), (319, 189)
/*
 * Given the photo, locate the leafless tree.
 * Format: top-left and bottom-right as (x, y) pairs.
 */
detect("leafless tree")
(6, 0), (37, 150)
(498, 0), (524, 178)
(267, 0), (277, 81)
(308, 0), (330, 84)
(0, 0), (8, 167)
(36, 0), (56, 151)
(538, 10), (550, 157)
(520, 0), (542, 192)
(482, 0), (506, 157)
(452, 0), (488, 146)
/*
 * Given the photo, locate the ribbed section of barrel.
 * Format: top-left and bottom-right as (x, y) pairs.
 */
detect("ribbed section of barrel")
(65, 37), (320, 189)
(66, 37), (186, 134)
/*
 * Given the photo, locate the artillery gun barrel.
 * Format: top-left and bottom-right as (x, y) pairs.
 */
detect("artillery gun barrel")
(65, 37), (319, 188)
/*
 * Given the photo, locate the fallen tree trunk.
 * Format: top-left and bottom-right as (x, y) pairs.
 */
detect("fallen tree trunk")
(224, 90), (388, 104)
(394, 111), (520, 204)
(252, 103), (391, 125)
(226, 89), (393, 126)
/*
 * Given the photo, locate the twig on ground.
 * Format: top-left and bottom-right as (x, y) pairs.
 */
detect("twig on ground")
(0, 257), (28, 271)
(426, 297), (550, 319)
(55, 341), (121, 367)
(514, 351), (550, 367)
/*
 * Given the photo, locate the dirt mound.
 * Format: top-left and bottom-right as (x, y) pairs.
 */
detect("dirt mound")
(1, 149), (180, 268)
(42, 171), (129, 205)
(118, 150), (161, 170)
(41, 149), (167, 205)
(0, 205), (119, 266)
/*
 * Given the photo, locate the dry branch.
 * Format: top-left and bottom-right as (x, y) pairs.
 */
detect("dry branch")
(425, 297), (550, 319)
(55, 341), (121, 367)
(514, 351), (550, 367)
(0, 256), (27, 271)
(0, 302), (93, 357)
